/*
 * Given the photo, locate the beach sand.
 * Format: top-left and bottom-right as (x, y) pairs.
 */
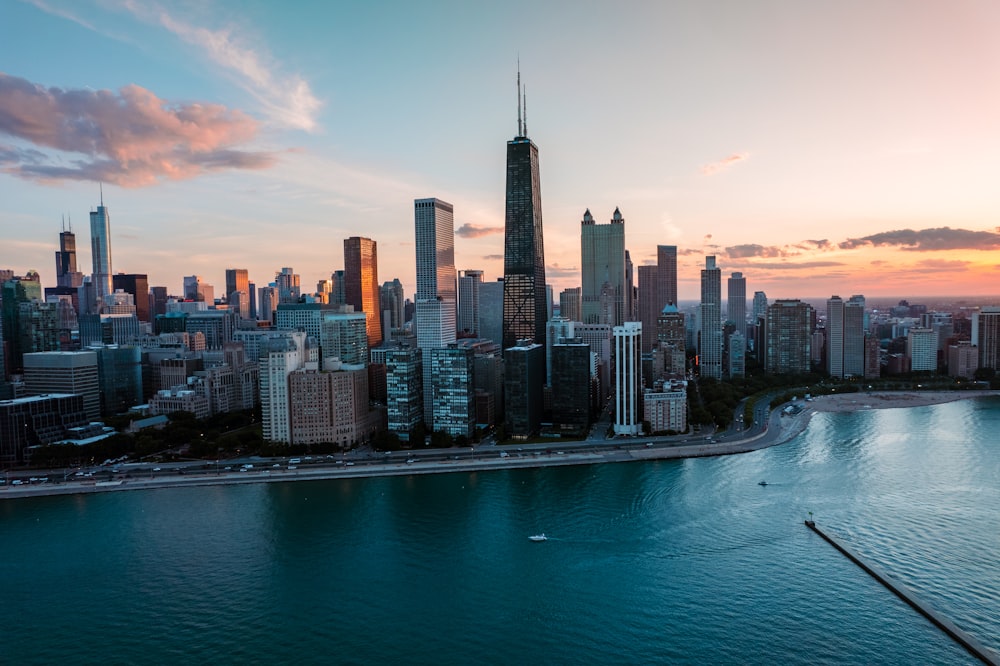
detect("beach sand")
(807, 390), (998, 414)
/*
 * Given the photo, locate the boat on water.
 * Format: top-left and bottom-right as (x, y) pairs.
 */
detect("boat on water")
(758, 481), (768, 486)
(528, 534), (547, 542)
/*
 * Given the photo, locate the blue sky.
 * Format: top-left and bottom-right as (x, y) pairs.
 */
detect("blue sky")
(3, 0), (1000, 301)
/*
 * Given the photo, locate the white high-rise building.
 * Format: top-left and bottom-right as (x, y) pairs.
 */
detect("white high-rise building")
(699, 256), (722, 379)
(613, 321), (642, 436)
(260, 331), (307, 444)
(414, 198), (456, 426)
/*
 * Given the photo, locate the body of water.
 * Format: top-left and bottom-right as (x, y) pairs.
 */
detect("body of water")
(3, 398), (998, 664)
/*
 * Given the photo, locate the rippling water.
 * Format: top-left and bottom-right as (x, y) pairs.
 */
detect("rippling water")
(3, 398), (998, 664)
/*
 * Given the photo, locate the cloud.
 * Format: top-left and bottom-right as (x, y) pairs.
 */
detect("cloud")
(701, 152), (749, 176)
(545, 263), (578, 278)
(797, 239), (832, 251)
(122, 0), (321, 131)
(917, 259), (971, 272)
(740, 261), (845, 270)
(456, 223), (504, 239)
(28, 0), (322, 131)
(839, 227), (1000, 251)
(725, 244), (795, 259)
(482, 254), (503, 261)
(0, 73), (275, 187)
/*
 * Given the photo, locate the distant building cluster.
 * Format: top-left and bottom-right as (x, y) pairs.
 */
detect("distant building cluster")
(3, 76), (999, 467)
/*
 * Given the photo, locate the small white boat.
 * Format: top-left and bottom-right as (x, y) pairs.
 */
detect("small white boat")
(528, 534), (547, 542)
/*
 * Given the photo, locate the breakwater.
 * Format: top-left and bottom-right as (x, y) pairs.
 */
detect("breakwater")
(806, 520), (997, 666)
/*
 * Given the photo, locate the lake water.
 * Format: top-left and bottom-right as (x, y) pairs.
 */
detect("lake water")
(3, 397), (998, 664)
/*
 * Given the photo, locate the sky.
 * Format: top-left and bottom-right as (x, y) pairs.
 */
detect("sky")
(3, 0), (1000, 303)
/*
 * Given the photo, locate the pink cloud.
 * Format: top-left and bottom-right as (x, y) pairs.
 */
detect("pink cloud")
(701, 152), (749, 176)
(456, 223), (504, 239)
(0, 72), (275, 187)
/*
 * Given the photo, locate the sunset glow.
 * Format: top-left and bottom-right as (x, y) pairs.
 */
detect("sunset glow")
(2, 0), (999, 302)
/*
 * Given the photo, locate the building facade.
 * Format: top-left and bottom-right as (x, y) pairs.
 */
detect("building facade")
(344, 237), (382, 348)
(764, 299), (814, 375)
(580, 208), (626, 326)
(89, 197), (113, 310)
(699, 256), (723, 379)
(614, 322), (643, 435)
(502, 89), (547, 351)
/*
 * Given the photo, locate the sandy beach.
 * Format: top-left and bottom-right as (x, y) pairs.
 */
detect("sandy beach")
(3, 390), (997, 500)
(807, 390), (998, 413)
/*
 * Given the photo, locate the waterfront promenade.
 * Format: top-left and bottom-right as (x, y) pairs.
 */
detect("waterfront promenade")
(3, 390), (995, 500)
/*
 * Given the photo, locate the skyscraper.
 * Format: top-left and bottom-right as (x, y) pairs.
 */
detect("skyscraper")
(457, 270), (483, 336)
(559, 287), (581, 323)
(112, 274), (150, 323)
(414, 198), (457, 346)
(183, 276), (214, 304)
(55, 223), (83, 289)
(89, 194), (113, 309)
(972, 306), (1000, 370)
(827, 295), (845, 377)
(580, 208), (627, 326)
(699, 256), (722, 379)
(380, 279), (405, 334)
(657, 245), (678, 308)
(414, 198), (457, 426)
(844, 295), (866, 377)
(502, 71), (547, 351)
(225, 268), (251, 320)
(638, 265), (659, 352)
(344, 237), (382, 348)
(275, 267), (301, 304)
(765, 299), (814, 375)
(752, 291), (769, 325)
(727, 272), (746, 332)
(613, 321), (643, 435)
(827, 294), (865, 378)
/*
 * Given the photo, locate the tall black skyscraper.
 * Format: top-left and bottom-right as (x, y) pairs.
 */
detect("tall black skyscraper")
(55, 220), (83, 289)
(502, 70), (546, 351)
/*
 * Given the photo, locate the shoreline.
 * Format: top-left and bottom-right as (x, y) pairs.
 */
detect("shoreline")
(3, 389), (997, 501)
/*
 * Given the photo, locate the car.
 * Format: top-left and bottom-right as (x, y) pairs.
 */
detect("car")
(224, 466), (232, 471)
(152, 467), (162, 472)
(287, 465), (297, 470)
(272, 463), (281, 468)
(406, 459), (416, 464)
(345, 462), (354, 466)
(499, 451), (509, 458)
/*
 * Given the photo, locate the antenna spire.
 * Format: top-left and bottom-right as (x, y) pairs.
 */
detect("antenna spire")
(61, 214), (65, 233)
(523, 85), (528, 137)
(517, 58), (523, 137)
(100, 182), (104, 206)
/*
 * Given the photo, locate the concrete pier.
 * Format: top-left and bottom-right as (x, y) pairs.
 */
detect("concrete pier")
(805, 520), (997, 666)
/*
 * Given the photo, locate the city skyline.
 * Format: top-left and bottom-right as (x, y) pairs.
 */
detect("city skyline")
(3, 1), (1000, 301)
